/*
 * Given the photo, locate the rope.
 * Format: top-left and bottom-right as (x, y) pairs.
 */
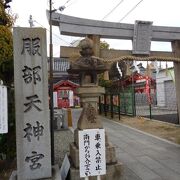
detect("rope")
(103, 56), (180, 63)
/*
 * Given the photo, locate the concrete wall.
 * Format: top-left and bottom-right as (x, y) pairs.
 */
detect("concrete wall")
(164, 80), (177, 110)
(156, 69), (176, 108)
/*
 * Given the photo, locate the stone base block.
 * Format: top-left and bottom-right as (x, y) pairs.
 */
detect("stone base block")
(9, 165), (61, 180)
(70, 162), (123, 180)
(106, 143), (117, 164)
(70, 142), (79, 168)
(70, 142), (117, 168)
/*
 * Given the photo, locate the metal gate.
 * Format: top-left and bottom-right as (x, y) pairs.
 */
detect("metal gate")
(99, 86), (135, 117)
(99, 76), (179, 124)
(135, 80), (179, 124)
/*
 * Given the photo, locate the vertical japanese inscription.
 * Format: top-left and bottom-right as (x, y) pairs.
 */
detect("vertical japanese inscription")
(94, 132), (102, 171)
(83, 134), (91, 176)
(21, 37), (41, 56)
(24, 121), (44, 142)
(21, 36), (45, 171)
(14, 28), (51, 179)
(24, 94), (42, 113)
(25, 151), (44, 170)
(79, 129), (106, 177)
(86, 103), (97, 123)
(22, 65), (41, 84)
(21, 37), (43, 113)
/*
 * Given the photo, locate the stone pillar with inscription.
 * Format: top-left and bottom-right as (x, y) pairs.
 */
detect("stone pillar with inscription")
(68, 38), (122, 180)
(13, 28), (52, 180)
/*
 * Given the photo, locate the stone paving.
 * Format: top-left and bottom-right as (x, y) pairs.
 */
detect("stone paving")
(102, 117), (180, 180)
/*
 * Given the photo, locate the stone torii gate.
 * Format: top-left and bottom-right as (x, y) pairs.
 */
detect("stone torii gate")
(50, 12), (180, 122)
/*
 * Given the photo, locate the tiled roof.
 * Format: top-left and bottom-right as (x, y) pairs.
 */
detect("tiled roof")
(54, 80), (79, 88)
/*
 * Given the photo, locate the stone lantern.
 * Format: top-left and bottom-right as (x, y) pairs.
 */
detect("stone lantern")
(68, 37), (122, 180)
(68, 37), (108, 129)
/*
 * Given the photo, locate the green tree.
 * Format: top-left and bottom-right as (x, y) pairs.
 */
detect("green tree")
(0, 0), (14, 85)
(0, 0), (13, 27)
(100, 40), (109, 49)
(0, 26), (14, 85)
(0, 0), (16, 161)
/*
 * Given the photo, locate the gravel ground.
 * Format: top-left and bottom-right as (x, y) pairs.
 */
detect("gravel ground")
(54, 129), (74, 167)
(0, 129), (73, 179)
(110, 114), (180, 144)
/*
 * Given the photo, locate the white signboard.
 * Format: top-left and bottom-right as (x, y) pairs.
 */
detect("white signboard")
(0, 85), (8, 133)
(79, 129), (106, 178)
(53, 91), (58, 108)
(69, 90), (74, 107)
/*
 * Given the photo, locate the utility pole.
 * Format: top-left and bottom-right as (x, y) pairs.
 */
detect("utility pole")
(49, 0), (54, 165)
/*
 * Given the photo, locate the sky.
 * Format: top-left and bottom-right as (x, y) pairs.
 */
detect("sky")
(10, 0), (180, 59)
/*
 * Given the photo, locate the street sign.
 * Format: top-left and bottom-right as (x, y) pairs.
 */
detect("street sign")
(0, 85), (8, 134)
(79, 129), (106, 178)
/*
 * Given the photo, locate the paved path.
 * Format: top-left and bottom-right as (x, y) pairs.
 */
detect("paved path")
(102, 117), (180, 180)
(63, 108), (180, 179)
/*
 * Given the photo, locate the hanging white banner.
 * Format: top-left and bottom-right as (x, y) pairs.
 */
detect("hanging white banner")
(53, 91), (58, 108)
(0, 85), (8, 134)
(69, 90), (74, 107)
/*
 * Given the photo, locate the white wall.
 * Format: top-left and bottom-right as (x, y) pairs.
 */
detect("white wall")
(156, 69), (174, 107)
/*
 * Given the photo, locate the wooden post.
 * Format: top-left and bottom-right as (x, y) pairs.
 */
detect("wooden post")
(67, 108), (72, 127)
(104, 94), (107, 117)
(110, 94), (114, 119)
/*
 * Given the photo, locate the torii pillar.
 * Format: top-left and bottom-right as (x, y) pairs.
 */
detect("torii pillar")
(87, 35), (100, 57)
(87, 35), (109, 80)
(172, 41), (180, 124)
